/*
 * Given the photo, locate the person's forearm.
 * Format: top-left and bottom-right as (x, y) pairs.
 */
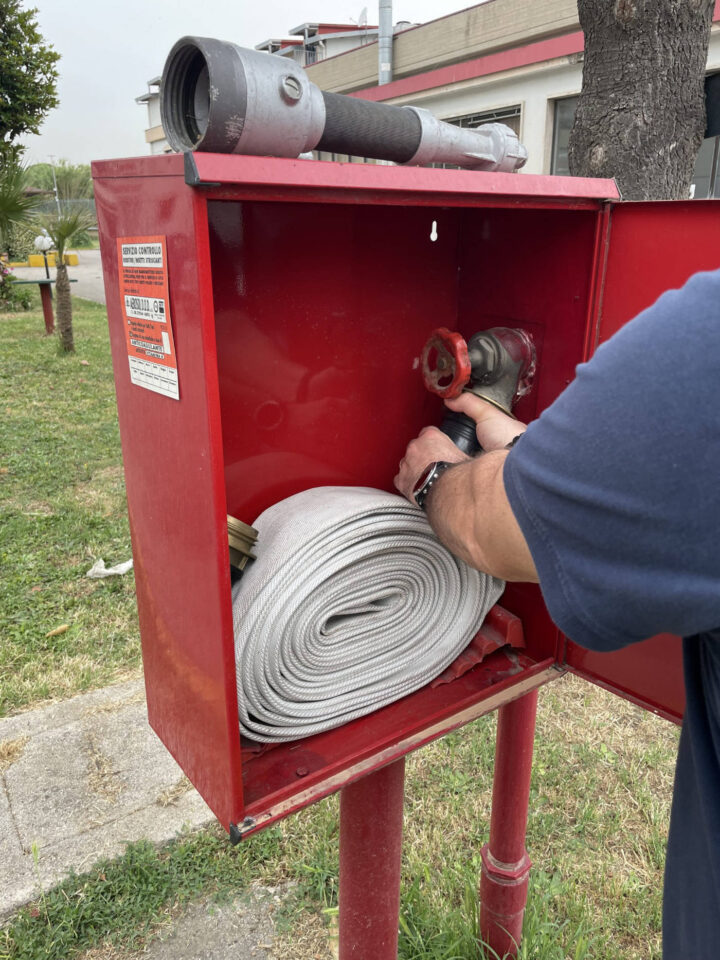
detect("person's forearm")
(425, 451), (538, 582)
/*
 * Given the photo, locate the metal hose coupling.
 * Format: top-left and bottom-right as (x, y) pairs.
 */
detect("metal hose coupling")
(227, 515), (258, 576)
(160, 36), (528, 172)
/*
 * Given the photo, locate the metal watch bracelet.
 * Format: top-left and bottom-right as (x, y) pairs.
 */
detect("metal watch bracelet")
(413, 461), (453, 512)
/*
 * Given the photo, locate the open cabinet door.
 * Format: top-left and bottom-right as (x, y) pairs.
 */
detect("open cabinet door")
(563, 199), (720, 724)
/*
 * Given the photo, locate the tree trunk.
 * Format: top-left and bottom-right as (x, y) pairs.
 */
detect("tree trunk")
(568, 0), (714, 200)
(55, 260), (74, 352)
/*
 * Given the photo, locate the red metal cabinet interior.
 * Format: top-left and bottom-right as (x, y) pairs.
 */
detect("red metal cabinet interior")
(92, 153), (715, 835)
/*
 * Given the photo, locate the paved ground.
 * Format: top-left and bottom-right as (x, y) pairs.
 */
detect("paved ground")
(0, 682), (314, 958)
(0, 680), (213, 921)
(136, 890), (282, 960)
(0, 681), (323, 957)
(11, 248), (107, 305)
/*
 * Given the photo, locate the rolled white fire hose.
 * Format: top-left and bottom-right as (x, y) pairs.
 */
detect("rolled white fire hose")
(232, 487), (504, 742)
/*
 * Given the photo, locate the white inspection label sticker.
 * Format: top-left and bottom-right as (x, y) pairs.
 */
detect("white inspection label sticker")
(117, 235), (179, 400)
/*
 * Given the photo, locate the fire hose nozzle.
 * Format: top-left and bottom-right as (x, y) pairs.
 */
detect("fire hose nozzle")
(160, 36), (528, 172)
(161, 37), (326, 158)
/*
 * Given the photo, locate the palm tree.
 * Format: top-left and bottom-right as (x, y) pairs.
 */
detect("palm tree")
(0, 162), (39, 251)
(39, 211), (94, 352)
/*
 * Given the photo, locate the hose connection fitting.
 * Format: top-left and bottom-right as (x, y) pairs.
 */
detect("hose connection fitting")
(227, 515), (258, 576)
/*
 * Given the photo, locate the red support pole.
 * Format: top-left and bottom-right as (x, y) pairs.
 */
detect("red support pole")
(480, 690), (538, 958)
(39, 283), (54, 335)
(339, 758), (405, 960)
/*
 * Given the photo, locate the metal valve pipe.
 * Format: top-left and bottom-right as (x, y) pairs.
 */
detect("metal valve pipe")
(160, 36), (528, 172)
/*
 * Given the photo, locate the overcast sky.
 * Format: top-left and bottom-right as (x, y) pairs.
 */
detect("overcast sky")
(19, 1), (482, 166)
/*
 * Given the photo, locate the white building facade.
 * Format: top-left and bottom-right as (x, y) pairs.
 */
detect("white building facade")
(135, 77), (167, 155)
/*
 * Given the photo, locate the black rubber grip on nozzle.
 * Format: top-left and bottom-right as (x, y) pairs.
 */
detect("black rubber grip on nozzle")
(318, 92), (422, 162)
(440, 410), (481, 457)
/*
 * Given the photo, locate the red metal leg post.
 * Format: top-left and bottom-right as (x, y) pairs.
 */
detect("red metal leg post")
(39, 283), (54, 335)
(339, 758), (405, 960)
(480, 690), (538, 958)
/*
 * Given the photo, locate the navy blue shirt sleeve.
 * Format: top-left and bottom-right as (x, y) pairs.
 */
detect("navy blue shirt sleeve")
(503, 268), (720, 652)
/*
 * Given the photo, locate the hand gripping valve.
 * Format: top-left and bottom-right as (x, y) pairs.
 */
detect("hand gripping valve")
(421, 327), (536, 456)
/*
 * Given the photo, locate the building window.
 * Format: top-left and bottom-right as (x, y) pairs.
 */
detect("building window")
(691, 136), (720, 198)
(446, 106), (522, 134)
(550, 96), (579, 176)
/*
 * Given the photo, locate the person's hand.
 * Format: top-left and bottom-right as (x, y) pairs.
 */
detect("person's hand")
(444, 394), (526, 451)
(394, 426), (469, 503)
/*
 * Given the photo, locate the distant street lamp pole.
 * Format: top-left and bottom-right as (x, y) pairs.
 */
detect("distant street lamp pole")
(34, 233), (53, 279)
(32, 232), (56, 334)
(48, 155), (61, 215)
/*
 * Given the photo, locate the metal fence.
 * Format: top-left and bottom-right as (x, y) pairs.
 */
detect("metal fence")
(33, 198), (97, 220)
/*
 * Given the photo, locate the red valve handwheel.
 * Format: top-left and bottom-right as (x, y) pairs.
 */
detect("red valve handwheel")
(421, 327), (472, 399)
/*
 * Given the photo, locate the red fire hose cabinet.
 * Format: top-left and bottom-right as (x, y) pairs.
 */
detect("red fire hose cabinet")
(92, 153), (719, 956)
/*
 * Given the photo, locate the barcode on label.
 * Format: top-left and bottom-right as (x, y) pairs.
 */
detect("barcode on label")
(161, 331), (170, 354)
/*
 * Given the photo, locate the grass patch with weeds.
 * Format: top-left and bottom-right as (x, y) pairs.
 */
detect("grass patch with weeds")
(156, 776), (193, 808)
(2, 677), (678, 960)
(0, 736), (29, 772)
(0, 296), (141, 716)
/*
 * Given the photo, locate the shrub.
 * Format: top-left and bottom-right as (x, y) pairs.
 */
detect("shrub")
(4, 221), (36, 261)
(0, 261), (33, 311)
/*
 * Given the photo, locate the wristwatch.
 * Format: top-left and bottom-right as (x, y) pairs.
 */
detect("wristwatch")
(413, 436), (522, 511)
(413, 461), (453, 512)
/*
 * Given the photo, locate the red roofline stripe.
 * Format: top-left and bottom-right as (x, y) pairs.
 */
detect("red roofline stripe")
(316, 24), (378, 34)
(349, 31), (585, 101)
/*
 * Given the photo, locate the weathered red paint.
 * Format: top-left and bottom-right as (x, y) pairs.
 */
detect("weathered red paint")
(339, 760), (405, 959)
(39, 283), (54, 334)
(480, 692), (538, 958)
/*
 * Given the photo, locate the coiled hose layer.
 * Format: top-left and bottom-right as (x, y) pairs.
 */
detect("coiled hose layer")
(232, 487), (504, 742)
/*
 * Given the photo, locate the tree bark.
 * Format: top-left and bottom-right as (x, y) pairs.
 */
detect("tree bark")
(55, 260), (74, 352)
(568, 0), (715, 200)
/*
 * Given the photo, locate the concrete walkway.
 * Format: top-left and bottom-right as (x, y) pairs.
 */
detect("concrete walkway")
(0, 680), (213, 921)
(11, 248), (107, 305)
(133, 889), (288, 960)
(0, 683), (326, 958)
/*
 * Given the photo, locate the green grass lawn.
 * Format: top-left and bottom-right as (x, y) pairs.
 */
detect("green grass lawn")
(0, 295), (141, 715)
(0, 299), (679, 959)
